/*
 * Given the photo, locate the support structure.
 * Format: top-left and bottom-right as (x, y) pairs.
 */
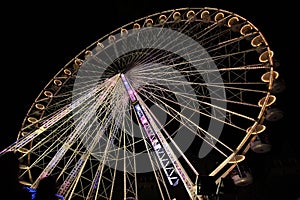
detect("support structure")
(121, 73), (201, 199)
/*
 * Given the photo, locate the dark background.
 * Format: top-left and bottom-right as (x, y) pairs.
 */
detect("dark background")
(0, 0), (298, 199)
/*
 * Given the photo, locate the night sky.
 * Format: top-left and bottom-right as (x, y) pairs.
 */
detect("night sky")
(0, 0), (297, 199)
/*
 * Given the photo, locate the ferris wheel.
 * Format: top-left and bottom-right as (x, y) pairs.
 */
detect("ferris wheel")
(0, 7), (283, 200)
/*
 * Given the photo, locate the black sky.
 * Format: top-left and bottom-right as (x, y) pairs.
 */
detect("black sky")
(1, 1), (294, 144)
(1, 0), (295, 156)
(0, 0), (297, 198)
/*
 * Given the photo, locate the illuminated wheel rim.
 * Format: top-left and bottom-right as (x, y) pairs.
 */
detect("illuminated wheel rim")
(8, 7), (279, 199)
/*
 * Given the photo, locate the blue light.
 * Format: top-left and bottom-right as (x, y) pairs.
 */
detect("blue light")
(23, 187), (65, 200)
